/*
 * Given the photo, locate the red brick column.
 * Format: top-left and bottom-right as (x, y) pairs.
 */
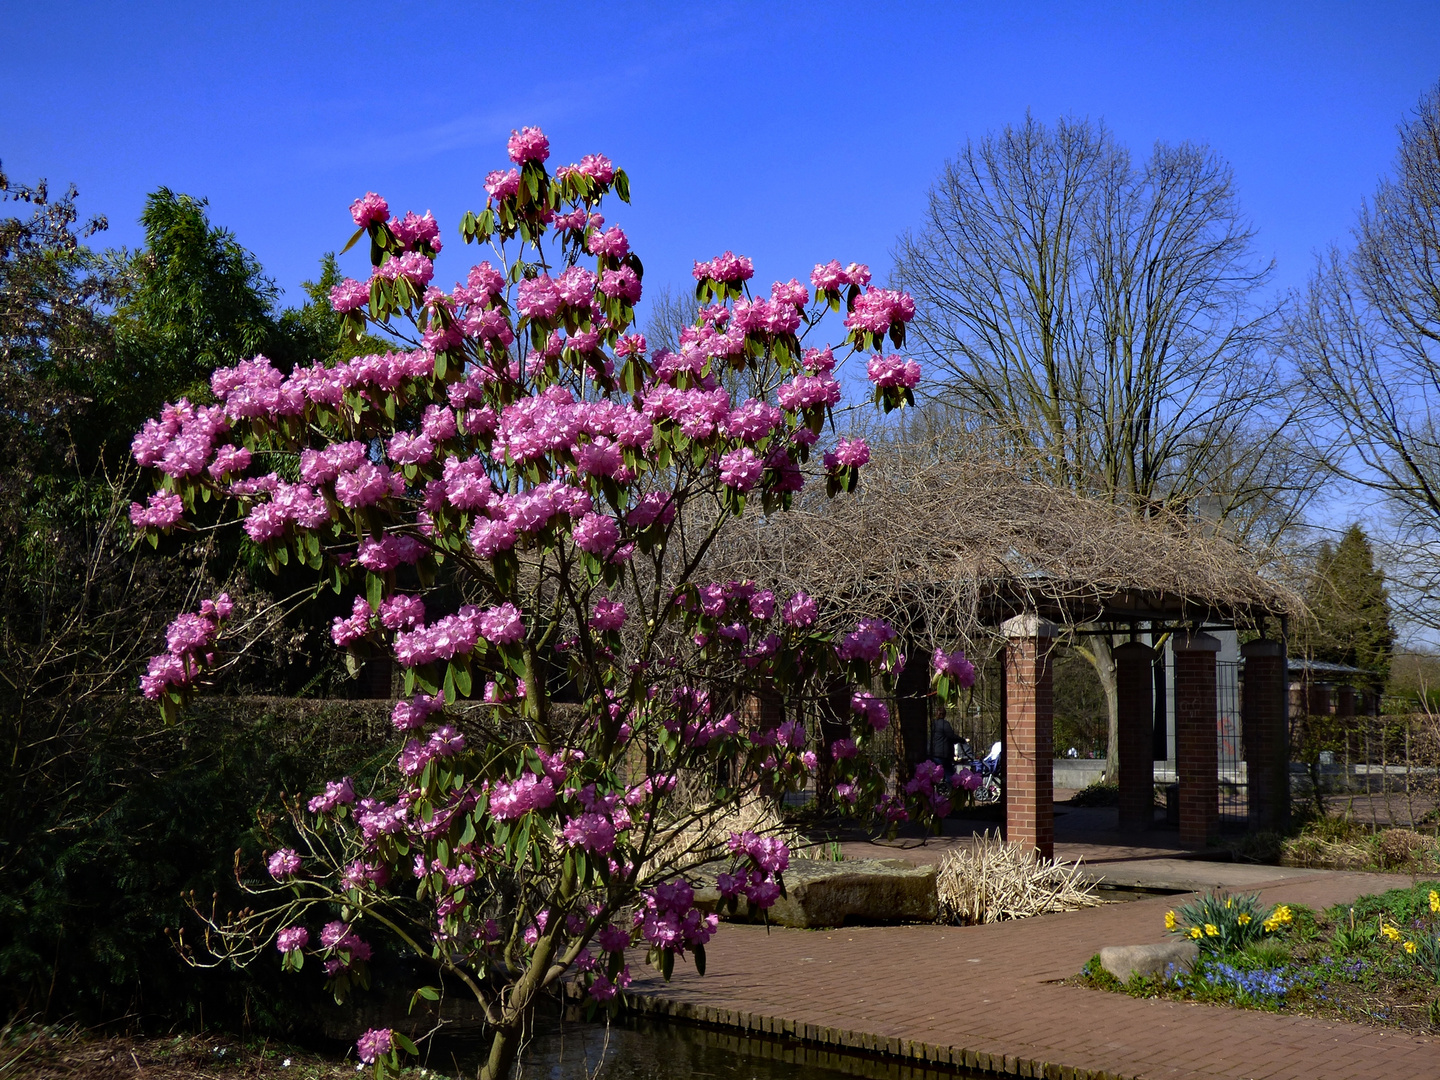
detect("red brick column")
(1114, 641), (1156, 833)
(1002, 615), (1057, 860)
(1174, 633), (1220, 848)
(1241, 640), (1288, 833)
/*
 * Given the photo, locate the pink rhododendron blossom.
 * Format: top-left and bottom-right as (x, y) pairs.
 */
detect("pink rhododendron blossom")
(307, 777), (354, 814)
(329, 277), (369, 312)
(586, 226), (629, 258)
(507, 126), (550, 164)
(577, 153), (615, 182)
(933, 648), (977, 687)
(350, 192), (390, 227)
(130, 490), (185, 528)
(776, 372), (842, 412)
(207, 444), (251, 480)
(390, 210), (441, 252)
(478, 602), (524, 644)
(379, 594), (426, 631)
(851, 691), (891, 731)
(334, 462), (404, 508)
(836, 618), (896, 663)
(485, 168), (520, 201)
(692, 251), (754, 283)
(846, 287), (915, 335)
(830, 737), (859, 760)
(718, 447), (763, 492)
(572, 512), (619, 556)
(782, 591), (817, 628)
(599, 266), (642, 302)
(489, 773), (556, 820)
(391, 692), (444, 731)
(720, 398), (783, 442)
(356, 1029), (393, 1065)
(866, 353), (923, 389)
(276, 926), (308, 953)
(267, 849), (302, 879)
(590, 596), (626, 632)
(826, 437), (870, 469)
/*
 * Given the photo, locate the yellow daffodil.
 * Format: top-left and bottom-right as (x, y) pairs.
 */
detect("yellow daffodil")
(1205, 923), (1219, 937)
(1430, 890), (1439, 914)
(1382, 923), (1402, 942)
(1165, 910), (1177, 931)
(1237, 913), (1252, 926)
(1404, 940), (1418, 955)
(1189, 927), (1203, 940)
(1224, 898), (1232, 909)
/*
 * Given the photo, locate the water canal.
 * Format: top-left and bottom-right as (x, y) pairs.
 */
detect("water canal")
(450, 1016), (979, 1080)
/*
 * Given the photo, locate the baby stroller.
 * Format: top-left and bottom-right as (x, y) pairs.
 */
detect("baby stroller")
(952, 739), (1003, 804)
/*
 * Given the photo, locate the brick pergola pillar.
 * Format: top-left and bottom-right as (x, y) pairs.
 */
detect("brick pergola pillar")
(1241, 640), (1289, 833)
(1115, 641), (1156, 833)
(1002, 614), (1057, 860)
(1174, 632), (1220, 848)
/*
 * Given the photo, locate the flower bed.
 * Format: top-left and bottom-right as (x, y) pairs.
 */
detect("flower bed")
(1076, 881), (1440, 1034)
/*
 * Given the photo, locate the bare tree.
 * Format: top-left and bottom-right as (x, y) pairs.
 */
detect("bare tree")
(1290, 83), (1440, 629)
(893, 114), (1315, 777)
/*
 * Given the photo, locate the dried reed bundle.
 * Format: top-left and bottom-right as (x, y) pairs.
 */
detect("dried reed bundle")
(936, 830), (1104, 924)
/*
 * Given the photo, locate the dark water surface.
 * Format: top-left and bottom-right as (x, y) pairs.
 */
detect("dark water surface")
(480, 1017), (978, 1080)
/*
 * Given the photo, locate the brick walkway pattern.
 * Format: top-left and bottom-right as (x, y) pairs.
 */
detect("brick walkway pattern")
(624, 870), (1440, 1080)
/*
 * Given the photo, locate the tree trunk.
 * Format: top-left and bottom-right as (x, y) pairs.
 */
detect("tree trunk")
(1083, 635), (1121, 783)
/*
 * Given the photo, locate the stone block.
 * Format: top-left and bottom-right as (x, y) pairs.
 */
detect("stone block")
(690, 857), (938, 928)
(1098, 940), (1199, 982)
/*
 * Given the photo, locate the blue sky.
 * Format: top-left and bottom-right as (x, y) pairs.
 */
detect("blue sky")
(5, 0), (1438, 312)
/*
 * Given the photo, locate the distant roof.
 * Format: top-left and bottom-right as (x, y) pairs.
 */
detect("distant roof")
(706, 451), (1298, 645)
(1286, 658), (1373, 678)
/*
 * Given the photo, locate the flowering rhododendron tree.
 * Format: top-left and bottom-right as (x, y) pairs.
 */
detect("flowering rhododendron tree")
(132, 127), (962, 1080)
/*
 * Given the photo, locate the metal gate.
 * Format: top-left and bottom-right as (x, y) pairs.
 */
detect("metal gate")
(1217, 659), (1246, 823)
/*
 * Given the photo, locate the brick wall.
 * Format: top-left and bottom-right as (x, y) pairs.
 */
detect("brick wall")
(1174, 634), (1220, 848)
(1002, 616), (1056, 860)
(1114, 642), (1156, 833)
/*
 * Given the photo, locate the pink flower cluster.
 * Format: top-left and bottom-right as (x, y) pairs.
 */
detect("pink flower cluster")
(866, 353), (923, 389)
(140, 594), (233, 699)
(507, 126), (550, 164)
(715, 831), (790, 910)
(391, 691), (445, 731)
(782, 591), (817, 628)
(810, 260), (872, 291)
(692, 250), (754, 283)
(350, 192), (389, 227)
(331, 596), (373, 647)
(130, 490), (184, 529)
(638, 878), (719, 953)
(845, 287), (916, 335)
(489, 772), (557, 821)
(307, 776), (355, 814)
(823, 437), (871, 471)
(904, 760), (952, 817)
(850, 691), (891, 731)
(356, 1028), (392, 1065)
(933, 648), (976, 687)
(131, 398), (230, 478)
(835, 618), (896, 663)
(267, 848), (301, 879)
(276, 926), (308, 953)
(590, 596), (626, 632)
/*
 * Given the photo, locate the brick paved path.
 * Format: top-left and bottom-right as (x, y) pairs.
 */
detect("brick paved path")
(624, 870), (1440, 1079)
